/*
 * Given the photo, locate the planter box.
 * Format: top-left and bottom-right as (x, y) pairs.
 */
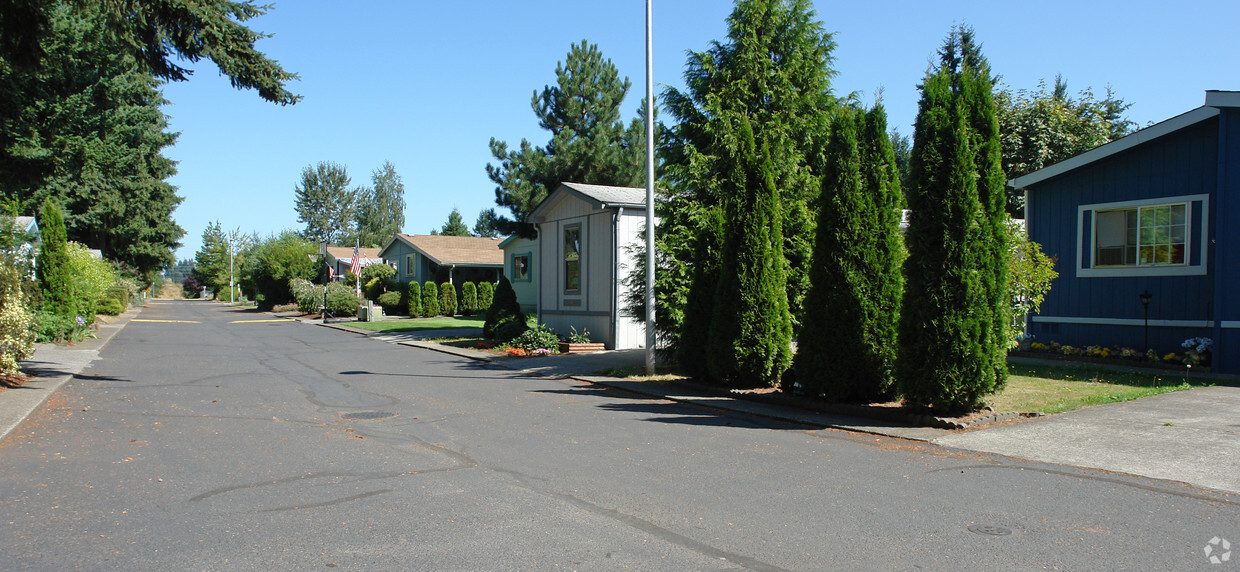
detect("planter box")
(558, 342), (606, 354)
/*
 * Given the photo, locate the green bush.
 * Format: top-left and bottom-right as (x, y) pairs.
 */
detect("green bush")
(324, 281), (360, 316)
(361, 264), (396, 300)
(493, 320), (529, 343)
(407, 281), (422, 318)
(477, 281), (494, 312)
(506, 323), (559, 351)
(483, 276), (524, 340)
(439, 283), (457, 317)
(105, 286), (130, 308)
(377, 290), (403, 313)
(33, 310), (91, 344)
(421, 281), (440, 317)
(96, 297), (125, 316)
(460, 282), (478, 315)
(0, 262), (34, 374)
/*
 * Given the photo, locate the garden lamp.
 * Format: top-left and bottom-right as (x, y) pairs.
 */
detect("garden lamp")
(1139, 290), (1152, 355)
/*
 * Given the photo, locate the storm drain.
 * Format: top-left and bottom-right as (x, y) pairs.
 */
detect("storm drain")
(341, 411), (397, 420)
(967, 525), (1012, 536)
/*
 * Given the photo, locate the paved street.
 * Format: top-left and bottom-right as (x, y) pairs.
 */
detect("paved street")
(1, 300), (1237, 569)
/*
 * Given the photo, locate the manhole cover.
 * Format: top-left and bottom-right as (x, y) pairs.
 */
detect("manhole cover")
(968, 525), (1012, 536)
(341, 411), (396, 420)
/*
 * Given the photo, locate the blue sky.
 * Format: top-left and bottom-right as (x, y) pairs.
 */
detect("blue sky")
(162, 0), (1240, 261)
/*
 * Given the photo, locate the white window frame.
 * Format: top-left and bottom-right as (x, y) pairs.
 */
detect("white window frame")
(1077, 194), (1208, 278)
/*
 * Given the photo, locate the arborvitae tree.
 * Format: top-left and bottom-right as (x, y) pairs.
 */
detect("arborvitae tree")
(483, 275), (525, 340)
(477, 281), (495, 313)
(659, 0), (838, 337)
(460, 282), (478, 314)
(421, 281), (439, 317)
(37, 201), (73, 316)
(407, 281), (422, 318)
(439, 282), (457, 317)
(705, 117), (793, 387)
(897, 25), (1008, 414)
(795, 105), (904, 402)
(676, 205), (725, 380)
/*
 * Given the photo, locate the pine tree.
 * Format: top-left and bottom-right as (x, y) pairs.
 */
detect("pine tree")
(487, 40), (644, 229)
(439, 283), (457, 317)
(897, 25), (1008, 413)
(705, 117), (793, 387)
(294, 162), (359, 245)
(406, 281), (422, 318)
(795, 105), (903, 401)
(439, 209), (471, 236)
(36, 201), (73, 316)
(421, 281), (439, 317)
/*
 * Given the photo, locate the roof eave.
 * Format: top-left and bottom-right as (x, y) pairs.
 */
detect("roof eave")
(1010, 106), (1220, 190)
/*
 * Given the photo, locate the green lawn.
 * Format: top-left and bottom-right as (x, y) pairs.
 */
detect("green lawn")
(349, 316), (485, 333)
(989, 362), (1207, 414)
(598, 361), (1210, 416)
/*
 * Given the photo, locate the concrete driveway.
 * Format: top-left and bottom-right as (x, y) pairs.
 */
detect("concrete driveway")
(934, 385), (1240, 494)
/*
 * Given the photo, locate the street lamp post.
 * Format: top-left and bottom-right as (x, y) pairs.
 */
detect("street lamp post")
(321, 240), (329, 323)
(1139, 289), (1152, 356)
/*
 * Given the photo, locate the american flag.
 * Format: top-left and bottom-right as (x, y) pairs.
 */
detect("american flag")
(350, 242), (361, 277)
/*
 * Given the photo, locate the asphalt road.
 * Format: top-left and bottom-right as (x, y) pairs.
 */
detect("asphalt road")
(0, 300), (1236, 570)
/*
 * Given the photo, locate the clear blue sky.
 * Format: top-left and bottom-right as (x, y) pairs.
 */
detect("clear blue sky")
(163, 0), (1240, 262)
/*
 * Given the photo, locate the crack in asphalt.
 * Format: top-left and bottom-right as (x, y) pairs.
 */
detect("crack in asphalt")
(258, 489), (394, 513)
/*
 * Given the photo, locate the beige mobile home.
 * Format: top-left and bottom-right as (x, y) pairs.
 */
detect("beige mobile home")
(527, 182), (651, 350)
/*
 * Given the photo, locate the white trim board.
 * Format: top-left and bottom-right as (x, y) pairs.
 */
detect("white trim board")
(1030, 316), (1213, 328)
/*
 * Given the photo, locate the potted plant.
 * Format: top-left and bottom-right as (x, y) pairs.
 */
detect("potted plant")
(559, 327), (605, 354)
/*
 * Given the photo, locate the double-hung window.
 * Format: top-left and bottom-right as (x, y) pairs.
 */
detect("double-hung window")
(564, 226), (581, 293)
(1078, 194), (1207, 277)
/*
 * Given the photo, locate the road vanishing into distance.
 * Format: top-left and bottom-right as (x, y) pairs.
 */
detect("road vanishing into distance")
(1, 300), (1236, 569)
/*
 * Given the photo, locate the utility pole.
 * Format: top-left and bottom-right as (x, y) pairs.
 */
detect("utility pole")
(644, 0), (657, 376)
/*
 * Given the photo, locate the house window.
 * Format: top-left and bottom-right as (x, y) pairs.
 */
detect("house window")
(1078, 194), (1207, 278)
(406, 254), (415, 276)
(564, 225), (581, 293)
(511, 253), (530, 281)
(1095, 204), (1186, 266)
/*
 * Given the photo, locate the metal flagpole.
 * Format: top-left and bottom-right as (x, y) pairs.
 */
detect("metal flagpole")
(644, 0), (657, 376)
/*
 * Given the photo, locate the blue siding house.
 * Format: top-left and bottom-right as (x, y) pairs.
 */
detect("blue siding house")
(1010, 90), (1238, 374)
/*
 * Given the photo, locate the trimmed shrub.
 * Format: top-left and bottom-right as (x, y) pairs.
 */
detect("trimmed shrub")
(477, 281), (494, 312)
(421, 281), (440, 317)
(37, 201), (73, 317)
(439, 283), (457, 317)
(506, 323), (558, 352)
(484, 275), (524, 340)
(105, 286), (130, 308)
(460, 282), (478, 315)
(97, 297), (125, 316)
(377, 290), (403, 313)
(493, 320), (529, 343)
(324, 281), (360, 316)
(407, 281), (422, 318)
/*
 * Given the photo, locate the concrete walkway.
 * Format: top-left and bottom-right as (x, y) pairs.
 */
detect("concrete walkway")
(5, 307), (1238, 496)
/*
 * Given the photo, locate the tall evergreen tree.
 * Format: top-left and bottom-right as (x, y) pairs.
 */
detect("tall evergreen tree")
(795, 105), (903, 401)
(705, 117), (792, 387)
(36, 201), (72, 316)
(897, 25), (1008, 413)
(487, 40), (644, 230)
(294, 162), (359, 246)
(654, 0), (837, 341)
(675, 204), (724, 381)
(439, 208), (471, 236)
(1, 9), (185, 284)
(472, 209), (502, 238)
(190, 221), (229, 295)
(354, 161), (405, 248)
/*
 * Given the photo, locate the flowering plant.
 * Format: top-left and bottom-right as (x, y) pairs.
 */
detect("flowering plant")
(529, 348), (552, 357)
(504, 347), (528, 357)
(1181, 337), (1213, 353)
